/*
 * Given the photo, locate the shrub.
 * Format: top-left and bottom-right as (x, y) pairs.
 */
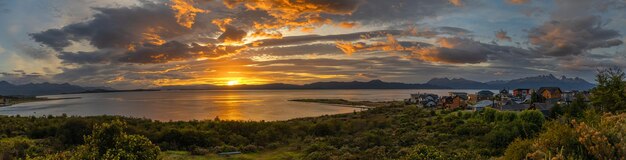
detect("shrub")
(519, 110), (545, 127)
(401, 144), (445, 160)
(74, 120), (161, 160)
(0, 136), (38, 159)
(503, 138), (533, 160)
(190, 146), (211, 155)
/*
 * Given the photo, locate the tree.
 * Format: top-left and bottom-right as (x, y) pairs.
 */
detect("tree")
(549, 103), (564, 119)
(75, 120), (161, 160)
(530, 91), (544, 103)
(564, 94), (587, 118)
(591, 67), (626, 113)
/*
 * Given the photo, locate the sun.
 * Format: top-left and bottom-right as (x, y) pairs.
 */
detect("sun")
(227, 80), (239, 86)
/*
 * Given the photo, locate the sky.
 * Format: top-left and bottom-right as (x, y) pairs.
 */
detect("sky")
(0, 0), (625, 89)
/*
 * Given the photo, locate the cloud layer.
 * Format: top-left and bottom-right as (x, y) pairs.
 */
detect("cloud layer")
(0, 0), (622, 89)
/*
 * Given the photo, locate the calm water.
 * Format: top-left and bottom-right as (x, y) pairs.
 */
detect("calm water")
(0, 89), (487, 121)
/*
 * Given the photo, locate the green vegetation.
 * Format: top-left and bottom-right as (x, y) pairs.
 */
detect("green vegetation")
(0, 97), (79, 107)
(0, 67), (624, 159)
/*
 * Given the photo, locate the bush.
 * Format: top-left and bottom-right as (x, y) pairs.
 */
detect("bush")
(0, 137), (38, 159)
(190, 146), (211, 155)
(241, 144), (258, 153)
(503, 138), (533, 160)
(401, 144), (446, 160)
(519, 110), (545, 127)
(74, 120), (161, 160)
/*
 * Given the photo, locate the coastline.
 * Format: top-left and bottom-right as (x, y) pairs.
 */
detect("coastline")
(0, 97), (80, 107)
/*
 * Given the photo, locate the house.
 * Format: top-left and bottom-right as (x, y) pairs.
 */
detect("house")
(468, 94), (478, 104)
(449, 92), (469, 100)
(472, 100), (494, 111)
(561, 91), (577, 103)
(499, 88), (510, 96)
(406, 93), (439, 108)
(0, 96), (5, 105)
(440, 95), (468, 110)
(476, 90), (494, 101)
(538, 87), (562, 99)
(501, 103), (529, 111)
(513, 88), (531, 98)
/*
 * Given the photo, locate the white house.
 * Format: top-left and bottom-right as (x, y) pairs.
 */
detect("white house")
(406, 93), (439, 108)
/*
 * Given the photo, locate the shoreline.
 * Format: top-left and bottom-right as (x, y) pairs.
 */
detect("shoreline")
(1, 97), (80, 107)
(289, 99), (390, 109)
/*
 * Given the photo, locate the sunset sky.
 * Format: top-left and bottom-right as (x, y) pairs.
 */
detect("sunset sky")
(0, 0), (625, 89)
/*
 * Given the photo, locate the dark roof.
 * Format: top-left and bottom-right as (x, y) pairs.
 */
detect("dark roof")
(538, 87), (562, 93)
(501, 103), (529, 111)
(513, 88), (530, 91)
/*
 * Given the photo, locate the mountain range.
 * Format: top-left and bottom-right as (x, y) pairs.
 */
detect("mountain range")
(426, 74), (595, 90)
(0, 74), (596, 96)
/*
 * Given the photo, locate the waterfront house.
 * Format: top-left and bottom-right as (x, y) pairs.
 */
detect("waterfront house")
(406, 93), (439, 108)
(499, 88), (510, 96)
(476, 90), (494, 101)
(0, 96), (5, 105)
(538, 87), (562, 99)
(449, 92), (469, 100)
(440, 95), (468, 110)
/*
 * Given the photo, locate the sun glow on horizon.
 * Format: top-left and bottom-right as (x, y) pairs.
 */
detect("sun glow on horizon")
(227, 80), (239, 86)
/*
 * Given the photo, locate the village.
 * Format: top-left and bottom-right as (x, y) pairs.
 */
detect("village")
(405, 87), (588, 114)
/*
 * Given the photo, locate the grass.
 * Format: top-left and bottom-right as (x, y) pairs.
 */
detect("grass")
(161, 148), (302, 160)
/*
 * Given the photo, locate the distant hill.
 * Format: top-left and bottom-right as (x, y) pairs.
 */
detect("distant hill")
(488, 74), (595, 90)
(161, 80), (446, 90)
(428, 74), (595, 90)
(0, 81), (87, 96)
(426, 78), (491, 89)
(1, 74), (596, 96)
(0, 81), (115, 96)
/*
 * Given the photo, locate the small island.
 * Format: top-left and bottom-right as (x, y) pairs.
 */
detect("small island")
(289, 99), (389, 109)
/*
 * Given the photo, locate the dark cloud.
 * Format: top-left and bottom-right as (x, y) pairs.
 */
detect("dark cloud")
(338, 0), (458, 24)
(31, 2), (189, 50)
(58, 50), (116, 64)
(14, 43), (56, 60)
(528, 16), (622, 56)
(120, 42), (213, 64)
(217, 25), (247, 43)
(248, 44), (342, 56)
(437, 26), (472, 36)
(254, 30), (403, 47)
(410, 37), (491, 64)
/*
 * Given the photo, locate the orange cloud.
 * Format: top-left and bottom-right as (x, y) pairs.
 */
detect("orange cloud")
(141, 27), (167, 45)
(335, 34), (408, 55)
(224, 0), (360, 38)
(337, 22), (358, 28)
(250, 30), (283, 39)
(449, 0), (463, 7)
(507, 0), (530, 4)
(170, 0), (208, 28)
